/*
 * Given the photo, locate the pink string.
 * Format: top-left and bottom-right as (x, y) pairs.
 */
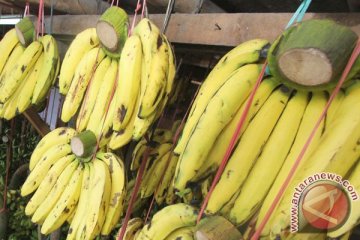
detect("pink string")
(197, 61), (268, 224)
(141, 0), (147, 18)
(251, 40), (360, 240)
(36, 0), (44, 39)
(23, 2), (30, 17)
(128, 0), (142, 36)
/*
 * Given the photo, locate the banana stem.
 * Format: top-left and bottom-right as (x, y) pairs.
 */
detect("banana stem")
(70, 130), (97, 158)
(15, 17), (35, 47)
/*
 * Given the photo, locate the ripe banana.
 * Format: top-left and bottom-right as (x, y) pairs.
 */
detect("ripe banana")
(141, 150), (172, 198)
(174, 64), (262, 193)
(192, 77), (279, 182)
(82, 158), (111, 239)
(17, 53), (45, 113)
(61, 47), (106, 122)
(0, 28), (20, 74)
(164, 226), (194, 240)
(206, 86), (291, 214)
(255, 91), (328, 237)
(155, 153), (179, 205)
(269, 82), (360, 238)
(59, 28), (100, 94)
(113, 34), (142, 130)
(0, 43), (24, 83)
(67, 163), (93, 240)
(41, 164), (84, 235)
(138, 34), (169, 118)
(109, 93), (140, 150)
(137, 203), (198, 240)
(31, 35), (59, 104)
(118, 217), (144, 240)
(130, 139), (148, 171)
(174, 39), (269, 155)
(21, 144), (73, 196)
(32, 160), (79, 224)
(29, 127), (77, 170)
(76, 57), (111, 132)
(326, 89), (345, 125)
(97, 152), (126, 235)
(86, 58), (118, 138)
(0, 40), (43, 103)
(229, 91), (309, 225)
(25, 154), (75, 216)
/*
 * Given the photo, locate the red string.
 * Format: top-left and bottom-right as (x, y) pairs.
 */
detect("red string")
(197, 62), (268, 224)
(117, 143), (151, 240)
(144, 83), (201, 221)
(251, 40), (360, 240)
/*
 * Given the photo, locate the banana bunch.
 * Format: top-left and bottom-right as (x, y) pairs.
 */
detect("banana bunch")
(129, 124), (180, 205)
(256, 80), (360, 239)
(21, 127), (127, 239)
(59, 17), (176, 149)
(0, 29), (59, 119)
(173, 38), (270, 194)
(135, 203), (197, 240)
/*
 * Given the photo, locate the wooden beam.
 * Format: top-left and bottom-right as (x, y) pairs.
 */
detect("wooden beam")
(42, 13), (360, 46)
(23, 107), (50, 137)
(6, 0), (110, 15)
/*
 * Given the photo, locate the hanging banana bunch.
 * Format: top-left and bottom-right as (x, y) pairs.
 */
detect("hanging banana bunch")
(0, 17), (60, 119)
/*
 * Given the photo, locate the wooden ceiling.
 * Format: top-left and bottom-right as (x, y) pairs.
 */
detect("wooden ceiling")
(0, 0), (358, 16)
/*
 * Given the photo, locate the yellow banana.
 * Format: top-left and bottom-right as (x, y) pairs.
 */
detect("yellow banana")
(0, 28), (20, 74)
(326, 89), (345, 125)
(113, 34), (142, 130)
(81, 158), (111, 239)
(118, 217), (144, 240)
(174, 39), (269, 155)
(97, 152), (126, 235)
(59, 28), (100, 94)
(41, 164), (84, 235)
(269, 82), (360, 238)
(138, 34), (169, 118)
(192, 77), (279, 182)
(17, 53), (45, 113)
(229, 91), (309, 225)
(206, 86), (291, 214)
(137, 203), (198, 240)
(0, 43), (24, 84)
(25, 154), (75, 216)
(174, 64), (262, 193)
(255, 91), (328, 238)
(86, 59), (118, 139)
(32, 160), (79, 224)
(66, 163), (93, 240)
(21, 144), (73, 196)
(0, 40), (43, 103)
(141, 150), (172, 198)
(164, 226), (194, 240)
(32, 35), (59, 104)
(61, 47), (106, 122)
(76, 57), (111, 132)
(29, 127), (77, 170)
(130, 138), (148, 171)
(155, 153), (179, 205)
